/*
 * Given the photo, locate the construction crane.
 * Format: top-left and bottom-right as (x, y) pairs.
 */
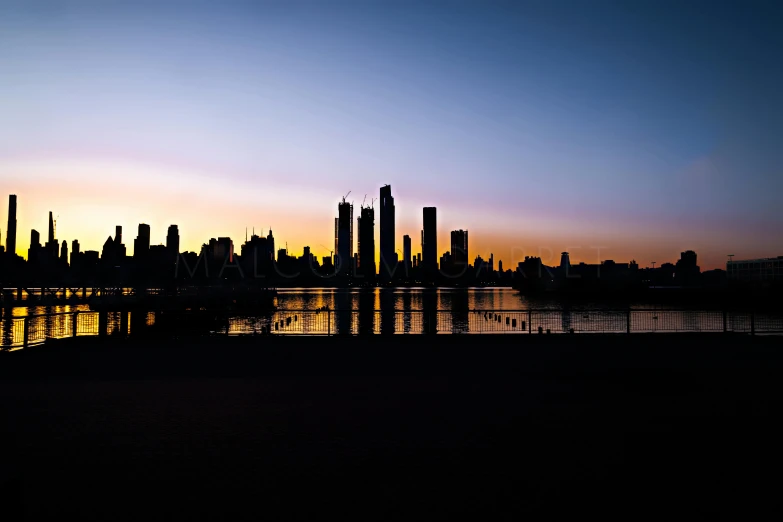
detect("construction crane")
(362, 194), (367, 207)
(319, 244), (334, 259)
(342, 190), (351, 203)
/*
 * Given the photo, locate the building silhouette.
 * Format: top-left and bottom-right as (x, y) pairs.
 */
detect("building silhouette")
(379, 184), (397, 281)
(102, 226), (126, 265)
(60, 240), (68, 265)
(403, 234), (411, 276)
(134, 224), (151, 260)
(422, 207), (437, 278)
(70, 239), (80, 267)
(727, 256), (783, 283)
(450, 229), (469, 275)
(216, 237), (233, 263)
(357, 205), (375, 281)
(266, 229), (275, 262)
(166, 225), (180, 262)
(675, 250), (700, 286)
(560, 252), (570, 270)
(6, 194), (16, 256)
(45, 211), (59, 260)
(336, 197), (353, 276)
(28, 229), (41, 265)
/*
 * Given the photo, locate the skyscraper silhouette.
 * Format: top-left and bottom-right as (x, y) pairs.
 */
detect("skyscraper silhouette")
(166, 225), (180, 262)
(48, 211), (54, 244)
(336, 197), (353, 275)
(71, 239), (80, 266)
(358, 205), (375, 281)
(403, 234), (411, 275)
(422, 207), (437, 278)
(45, 211), (58, 260)
(134, 224), (151, 259)
(379, 185), (397, 281)
(28, 229), (40, 264)
(450, 229), (469, 274)
(6, 195), (16, 256)
(267, 229), (275, 262)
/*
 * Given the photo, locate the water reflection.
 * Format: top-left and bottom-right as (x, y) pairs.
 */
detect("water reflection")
(335, 289), (352, 336)
(357, 290), (375, 335)
(402, 290), (412, 334)
(561, 303), (572, 333)
(451, 290), (469, 333)
(380, 289), (395, 335)
(423, 289), (437, 334)
(2, 288), (782, 346)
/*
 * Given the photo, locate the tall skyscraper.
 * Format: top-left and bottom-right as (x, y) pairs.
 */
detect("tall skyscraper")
(560, 252), (571, 270)
(267, 229), (275, 262)
(71, 239), (80, 267)
(45, 211), (59, 259)
(48, 211), (55, 243)
(115, 225), (122, 245)
(450, 230), (469, 271)
(357, 206), (375, 281)
(60, 240), (68, 264)
(336, 197), (353, 275)
(379, 184), (397, 281)
(134, 224), (151, 259)
(6, 195), (16, 256)
(403, 234), (411, 275)
(166, 225), (180, 261)
(28, 229), (41, 264)
(422, 207), (437, 276)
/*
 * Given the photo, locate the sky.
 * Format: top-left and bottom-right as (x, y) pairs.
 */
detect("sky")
(0, 0), (781, 269)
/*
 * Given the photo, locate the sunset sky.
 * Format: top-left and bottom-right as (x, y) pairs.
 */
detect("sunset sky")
(1, 0), (781, 269)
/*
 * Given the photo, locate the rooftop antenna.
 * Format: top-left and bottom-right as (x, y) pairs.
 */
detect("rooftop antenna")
(727, 254), (735, 264)
(245, 228), (247, 242)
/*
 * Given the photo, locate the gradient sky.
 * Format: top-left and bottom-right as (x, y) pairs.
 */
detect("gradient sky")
(1, 0), (781, 269)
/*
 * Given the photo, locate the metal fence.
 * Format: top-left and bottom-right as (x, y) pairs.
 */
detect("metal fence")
(2, 309), (783, 349)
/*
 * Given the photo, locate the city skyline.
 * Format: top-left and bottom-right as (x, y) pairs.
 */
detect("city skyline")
(1, 2), (781, 269)
(1, 188), (769, 274)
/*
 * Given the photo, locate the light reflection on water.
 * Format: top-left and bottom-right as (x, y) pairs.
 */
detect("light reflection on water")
(2, 289), (781, 346)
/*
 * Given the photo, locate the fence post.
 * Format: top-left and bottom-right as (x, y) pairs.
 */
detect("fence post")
(528, 310), (532, 334)
(751, 312), (755, 336)
(626, 309), (631, 334)
(72, 311), (79, 337)
(23, 316), (29, 348)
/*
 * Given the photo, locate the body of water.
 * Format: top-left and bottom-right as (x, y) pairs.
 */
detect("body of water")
(3, 289), (781, 347)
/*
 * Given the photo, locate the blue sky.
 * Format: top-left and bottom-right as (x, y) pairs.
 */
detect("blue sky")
(0, 0), (781, 268)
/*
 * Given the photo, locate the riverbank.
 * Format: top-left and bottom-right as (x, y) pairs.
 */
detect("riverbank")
(2, 334), (783, 519)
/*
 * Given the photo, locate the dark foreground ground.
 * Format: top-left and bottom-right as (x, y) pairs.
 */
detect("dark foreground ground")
(2, 333), (783, 519)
